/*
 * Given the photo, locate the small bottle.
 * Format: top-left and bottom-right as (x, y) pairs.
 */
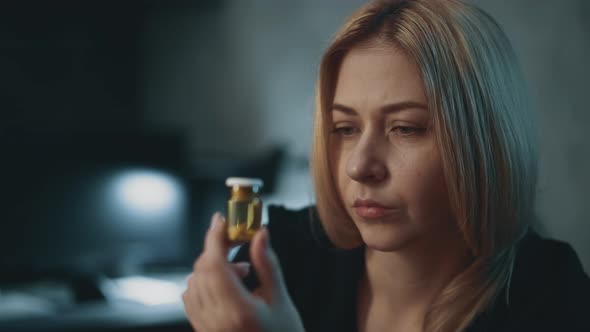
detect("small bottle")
(225, 177), (263, 243)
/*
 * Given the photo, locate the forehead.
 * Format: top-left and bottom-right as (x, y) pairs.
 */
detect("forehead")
(333, 46), (427, 108)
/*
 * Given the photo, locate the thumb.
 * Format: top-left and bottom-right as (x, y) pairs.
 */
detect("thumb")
(249, 227), (287, 304)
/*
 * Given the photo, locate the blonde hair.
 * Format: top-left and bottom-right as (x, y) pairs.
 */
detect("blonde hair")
(310, 0), (538, 331)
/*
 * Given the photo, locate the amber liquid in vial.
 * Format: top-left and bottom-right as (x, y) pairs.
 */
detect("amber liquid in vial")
(226, 178), (263, 243)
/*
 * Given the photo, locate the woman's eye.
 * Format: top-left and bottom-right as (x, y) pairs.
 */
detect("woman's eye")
(392, 126), (425, 136)
(332, 126), (358, 136)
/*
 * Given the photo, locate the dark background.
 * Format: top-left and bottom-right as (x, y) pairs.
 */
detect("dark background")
(0, 0), (588, 331)
(0, 1), (281, 331)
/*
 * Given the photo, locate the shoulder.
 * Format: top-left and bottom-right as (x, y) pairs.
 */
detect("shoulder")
(264, 205), (335, 253)
(511, 231), (590, 305)
(489, 231), (590, 331)
(265, 204), (318, 248)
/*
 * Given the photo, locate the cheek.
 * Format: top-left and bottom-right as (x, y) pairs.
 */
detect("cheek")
(400, 151), (450, 219)
(416, 167), (447, 205)
(336, 150), (351, 198)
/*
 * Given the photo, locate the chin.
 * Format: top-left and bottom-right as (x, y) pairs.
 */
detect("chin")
(356, 220), (419, 252)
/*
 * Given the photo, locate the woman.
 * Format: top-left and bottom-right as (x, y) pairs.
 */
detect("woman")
(182, 0), (590, 331)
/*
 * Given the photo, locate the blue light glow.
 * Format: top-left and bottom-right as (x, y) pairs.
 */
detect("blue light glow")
(102, 276), (184, 306)
(110, 169), (184, 220)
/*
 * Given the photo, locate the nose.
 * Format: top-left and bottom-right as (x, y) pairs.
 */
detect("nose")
(345, 136), (387, 184)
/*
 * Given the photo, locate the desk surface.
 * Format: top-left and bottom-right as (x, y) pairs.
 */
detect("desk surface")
(0, 273), (193, 332)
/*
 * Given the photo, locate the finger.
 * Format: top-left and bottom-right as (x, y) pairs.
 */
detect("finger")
(196, 271), (218, 308)
(249, 227), (287, 304)
(208, 262), (252, 303)
(194, 254), (252, 312)
(204, 212), (231, 259)
(183, 274), (210, 331)
(231, 262), (251, 279)
(200, 263), (258, 329)
(182, 276), (196, 327)
(192, 240), (256, 325)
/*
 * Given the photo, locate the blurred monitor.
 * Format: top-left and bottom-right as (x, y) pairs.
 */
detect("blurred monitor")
(0, 131), (190, 284)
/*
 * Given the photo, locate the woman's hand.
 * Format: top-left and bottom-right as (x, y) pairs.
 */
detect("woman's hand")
(183, 213), (305, 332)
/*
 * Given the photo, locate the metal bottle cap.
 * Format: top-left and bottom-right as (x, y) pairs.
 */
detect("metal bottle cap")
(225, 177), (264, 188)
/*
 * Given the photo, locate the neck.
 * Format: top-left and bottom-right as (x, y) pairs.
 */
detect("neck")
(358, 228), (471, 330)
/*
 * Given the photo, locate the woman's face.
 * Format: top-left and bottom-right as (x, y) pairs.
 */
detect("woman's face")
(331, 45), (455, 252)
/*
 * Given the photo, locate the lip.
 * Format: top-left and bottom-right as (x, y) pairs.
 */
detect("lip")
(353, 198), (393, 209)
(352, 199), (398, 219)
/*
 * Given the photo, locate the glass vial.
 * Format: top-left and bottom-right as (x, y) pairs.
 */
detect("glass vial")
(225, 177), (263, 243)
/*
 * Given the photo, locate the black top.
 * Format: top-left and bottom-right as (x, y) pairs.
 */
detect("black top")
(233, 205), (590, 332)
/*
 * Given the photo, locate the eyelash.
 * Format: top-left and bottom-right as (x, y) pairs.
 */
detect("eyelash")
(393, 126), (426, 136)
(331, 126), (358, 136)
(331, 125), (425, 137)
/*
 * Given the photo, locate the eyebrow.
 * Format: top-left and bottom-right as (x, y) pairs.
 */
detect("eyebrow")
(331, 101), (428, 115)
